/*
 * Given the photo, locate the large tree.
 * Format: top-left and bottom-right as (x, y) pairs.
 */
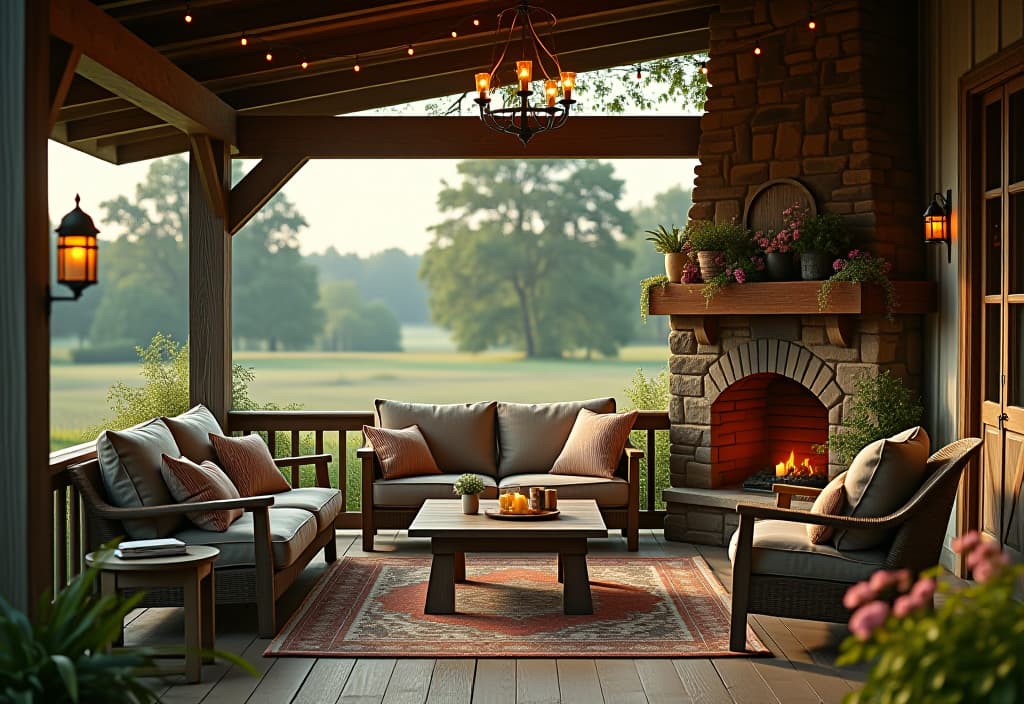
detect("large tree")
(420, 160), (634, 358)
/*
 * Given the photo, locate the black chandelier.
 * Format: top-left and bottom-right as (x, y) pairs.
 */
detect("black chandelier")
(473, 0), (575, 145)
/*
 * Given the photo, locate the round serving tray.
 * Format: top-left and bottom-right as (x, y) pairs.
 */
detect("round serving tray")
(484, 509), (561, 521)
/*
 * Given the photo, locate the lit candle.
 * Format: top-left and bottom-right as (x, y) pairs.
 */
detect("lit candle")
(560, 71), (575, 101)
(475, 72), (490, 99)
(516, 60), (532, 92)
(544, 79), (557, 107)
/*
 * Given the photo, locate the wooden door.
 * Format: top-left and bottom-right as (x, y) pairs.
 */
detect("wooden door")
(979, 76), (1024, 560)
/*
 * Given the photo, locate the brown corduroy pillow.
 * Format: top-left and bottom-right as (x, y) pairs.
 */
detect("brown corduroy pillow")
(160, 454), (243, 532)
(549, 409), (638, 479)
(209, 433), (291, 497)
(363, 425), (442, 480)
(806, 471), (847, 545)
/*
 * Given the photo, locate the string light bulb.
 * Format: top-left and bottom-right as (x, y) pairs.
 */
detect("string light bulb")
(240, 33), (248, 46)
(300, 60), (309, 69)
(753, 41), (762, 56)
(265, 51), (273, 62)
(808, 16), (817, 30)
(700, 61), (708, 76)
(473, 18), (480, 26)
(353, 60), (361, 72)
(184, 1), (192, 23)
(451, 30), (458, 38)
(407, 45), (415, 56)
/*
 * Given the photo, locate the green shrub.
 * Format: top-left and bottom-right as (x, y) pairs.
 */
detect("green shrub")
(69, 342), (138, 364)
(623, 367), (671, 511)
(828, 370), (924, 465)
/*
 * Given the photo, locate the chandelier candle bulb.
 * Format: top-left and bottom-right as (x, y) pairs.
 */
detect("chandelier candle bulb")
(516, 60), (532, 92)
(544, 79), (558, 107)
(475, 72), (490, 99)
(560, 71), (575, 101)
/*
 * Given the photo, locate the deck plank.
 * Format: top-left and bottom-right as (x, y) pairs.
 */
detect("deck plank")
(555, 659), (603, 703)
(156, 631), (255, 704)
(424, 659), (475, 704)
(515, 659), (560, 704)
(292, 658), (357, 704)
(246, 656), (317, 704)
(471, 659), (515, 704)
(202, 637), (274, 704)
(595, 660), (647, 704)
(383, 659), (435, 704)
(713, 659), (780, 704)
(671, 660), (731, 703)
(634, 659), (692, 704)
(339, 658), (398, 704)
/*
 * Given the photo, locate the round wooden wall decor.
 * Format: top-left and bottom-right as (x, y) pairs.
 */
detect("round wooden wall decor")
(742, 178), (817, 233)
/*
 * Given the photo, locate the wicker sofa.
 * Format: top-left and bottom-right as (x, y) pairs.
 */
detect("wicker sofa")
(70, 405), (342, 637)
(359, 398), (642, 552)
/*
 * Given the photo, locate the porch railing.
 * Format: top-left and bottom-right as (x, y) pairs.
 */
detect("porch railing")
(47, 409), (669, 593)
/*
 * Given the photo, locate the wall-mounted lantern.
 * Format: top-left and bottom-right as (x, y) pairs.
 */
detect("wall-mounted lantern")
(49, 194), (99, 312)
(923, 189), (952, 263)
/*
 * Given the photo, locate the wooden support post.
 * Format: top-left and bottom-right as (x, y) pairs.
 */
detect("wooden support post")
(0, 0), (52, 613)
(188, 139), (232, 426)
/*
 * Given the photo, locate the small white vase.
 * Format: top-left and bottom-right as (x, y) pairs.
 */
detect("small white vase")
(462, 494), (480, 515)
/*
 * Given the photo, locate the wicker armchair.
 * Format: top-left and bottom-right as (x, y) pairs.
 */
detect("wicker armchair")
(70, 452), (338, 638)
(728, 437), (982, 652)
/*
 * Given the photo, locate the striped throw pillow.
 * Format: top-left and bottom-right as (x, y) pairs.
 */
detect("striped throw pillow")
(160, 454), (243, 532)
(549, 409), (639, 479)
(807, 471), (847, 545)
(363, 424), (442, 480)
(208, 433), (291, 496)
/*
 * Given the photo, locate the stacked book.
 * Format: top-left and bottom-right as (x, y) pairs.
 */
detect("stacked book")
(115, 538), (188, 559)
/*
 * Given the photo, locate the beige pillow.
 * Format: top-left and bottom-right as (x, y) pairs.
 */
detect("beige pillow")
(96, 418), (183, 539)
(163, 404), (224, 464)
(550, 409), (639, 479)
(497, 398), (616, 477)
(363, 425), (442, 480)
(209, 434), (291, 497)
(834, 426), (930, 551)
(375, 400), (497, 475)
(160, 455), (243, 532)
(806, 471), (847, 545)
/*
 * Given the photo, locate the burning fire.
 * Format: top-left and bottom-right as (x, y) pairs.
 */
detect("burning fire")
(775, 450), (819, 478)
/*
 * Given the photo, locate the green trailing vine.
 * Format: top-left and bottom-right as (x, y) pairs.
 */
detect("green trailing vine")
(640, 275), (670, 324)
(817, 250), (897, 320)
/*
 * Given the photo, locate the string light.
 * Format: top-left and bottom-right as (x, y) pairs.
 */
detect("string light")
(473, 18), (480, 26)
(451, 30), (458, 38)
(753, 40), (762, 56)
(808, 16), (817, 30)
(353, 60), (361, 72)
(700, 61), (708, 76)
(184, 1), (192, 23)
(407, 45), (415, 56)
(300, 60), (309, 69)
(240, 33), (247, 46)
(265, 51), (273, 62)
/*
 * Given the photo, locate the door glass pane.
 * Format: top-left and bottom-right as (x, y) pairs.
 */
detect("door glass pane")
(1013, 193), (1024, 294)
(987, 100), (1003, 190)
(1011, 88), (1024, 185)
(1012, 305), (1024, 407)
(987, 196), (1003, 296)
(987, 303), (1002, 403)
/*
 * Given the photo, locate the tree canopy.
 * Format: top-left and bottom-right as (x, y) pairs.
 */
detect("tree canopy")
(319, 280), (402, 352)
(420, 159), (635, 358)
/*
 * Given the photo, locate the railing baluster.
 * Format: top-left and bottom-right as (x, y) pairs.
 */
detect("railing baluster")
(291, 430), (300, 487)
(340, 430), (348, 511)
(56, 486), (68, 590)
(70, 487), (81, 580)
(646, 428), (657, 513)
(267, 429), (276, 457)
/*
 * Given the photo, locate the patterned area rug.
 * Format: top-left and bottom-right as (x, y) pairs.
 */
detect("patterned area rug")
(266, 556), (770, 658)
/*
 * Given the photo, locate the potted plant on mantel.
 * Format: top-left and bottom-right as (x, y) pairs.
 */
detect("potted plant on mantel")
(453, 473), (487, 515)
(644, 224), (691, 283)
(787, 204), (851, 280)
(686, 220), (750, 280)
(754, 226), (798, 281)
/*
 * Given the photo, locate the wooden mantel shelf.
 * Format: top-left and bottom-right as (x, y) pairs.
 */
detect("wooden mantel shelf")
(648, 281), (936, 347)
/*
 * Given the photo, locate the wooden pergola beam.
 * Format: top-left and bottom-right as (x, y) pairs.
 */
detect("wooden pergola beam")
(48, 38), (80, 131)
(228, 155), (309, 235)
(49, 0), (237, 145)
(235, 116), (701, 159)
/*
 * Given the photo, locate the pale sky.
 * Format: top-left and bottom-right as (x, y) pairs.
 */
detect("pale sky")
(48, 141), (697, 257)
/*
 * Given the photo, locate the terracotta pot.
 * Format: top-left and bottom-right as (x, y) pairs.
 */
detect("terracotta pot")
(765, 252), (796, 281)
(697, 250), (725, 280)
(800, 251), (832, 280)
(461, 494), (480, 515)
(664, 252), (690, 283)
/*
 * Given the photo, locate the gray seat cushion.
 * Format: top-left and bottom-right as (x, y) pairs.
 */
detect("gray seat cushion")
(373, 474), (499, 507)
(496, 398), (616, 478)
(174, 507), (317, 569)
(271, 487), (343, 531)
(728, 519), (887, 584)
(498, 473), (628, 507)
(375, 400), (498, 476)
(96, 418), (183, 539)
(162, 404), (224, 464)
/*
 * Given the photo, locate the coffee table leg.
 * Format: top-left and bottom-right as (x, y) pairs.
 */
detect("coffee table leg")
(560, 553), (593, 615)
(425, 550), (456, 614)
(556, 554), (564, 583)
(454, 551), (466, 583)
(100, 572), (123, 648)
(201, 566), (215, 663)
(183, 570), (202, 683)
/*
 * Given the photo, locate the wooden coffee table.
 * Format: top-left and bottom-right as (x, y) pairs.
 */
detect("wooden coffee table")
(407, 498), (607, 616)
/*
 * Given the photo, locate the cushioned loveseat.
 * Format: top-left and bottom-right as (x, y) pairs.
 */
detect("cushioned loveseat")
(70, 404), (342, 637)
(359, 398), (642, 551)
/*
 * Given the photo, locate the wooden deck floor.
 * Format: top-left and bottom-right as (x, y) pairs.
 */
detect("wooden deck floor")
(128, 530), (872, 703)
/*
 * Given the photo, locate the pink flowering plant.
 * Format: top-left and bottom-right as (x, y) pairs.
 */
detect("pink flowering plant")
(838, 532), (1024, 703)
(818, 249), (897, 319)
(754, 227), (796, 254)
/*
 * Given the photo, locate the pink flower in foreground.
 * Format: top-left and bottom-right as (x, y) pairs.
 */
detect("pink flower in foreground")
(849, 601), (890, 641)
(833, 258), (846, 272)
(892, 594), (916, 619)
(869, 569), (905, 594)
(733, 267), (746, 284)
(952, 531), (981, 554)
(972, 555), (1009, 583)
(843, 580), (877, 610)
(966, 542), (1004, 571)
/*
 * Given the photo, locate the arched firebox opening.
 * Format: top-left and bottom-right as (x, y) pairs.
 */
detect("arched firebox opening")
(709, 372), (828, 490)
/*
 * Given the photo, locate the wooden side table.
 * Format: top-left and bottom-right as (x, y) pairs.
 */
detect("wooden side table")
(85, 545), (219, 683)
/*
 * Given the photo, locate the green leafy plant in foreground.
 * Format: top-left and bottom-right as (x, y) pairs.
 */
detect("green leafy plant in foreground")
(838, 532), (1024, 703)
(0, 547), (255, 703)
(452, 473), (487, 496)
(827, 370), (923, 465)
